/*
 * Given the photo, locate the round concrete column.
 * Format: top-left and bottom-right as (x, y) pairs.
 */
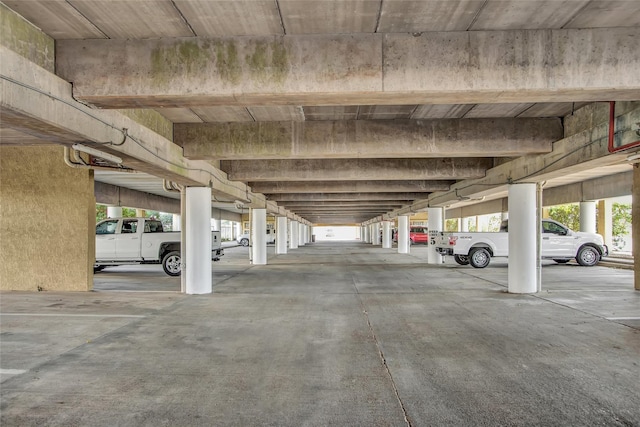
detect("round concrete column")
(508, 183), (537, 294)
(397, 215), (410, 254)
(107, 206), (122, 218)
(289, 220), (298, 249)
(427, 208), (444, 264)
(373, 223), (381, 245)
(251, 208), (267, 265)
(172, 214), (181, 231)
(580, 201), (597, 233)
(461, 217), (469, 232)
(298, 223), (305, 246)
(382, 221), (392, 249)
(185, 187), (212, 294)
(276, 217), (288, 254)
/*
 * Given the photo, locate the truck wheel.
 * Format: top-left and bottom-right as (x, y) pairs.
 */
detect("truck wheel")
(469, 248), (491, 268)
(162, 251), (182, 276)
(454, 255), (470, 265)
(576, 246), (600, 266)
(553, 259), (570, 264)
(240, 238), (249, 247)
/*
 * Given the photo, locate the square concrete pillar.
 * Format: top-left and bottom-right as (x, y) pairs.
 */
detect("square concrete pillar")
(0, 146), (95, 291)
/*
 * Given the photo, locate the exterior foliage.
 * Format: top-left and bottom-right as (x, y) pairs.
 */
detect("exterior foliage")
(612, 203), (631, 236)
(547, 204), (580, 231)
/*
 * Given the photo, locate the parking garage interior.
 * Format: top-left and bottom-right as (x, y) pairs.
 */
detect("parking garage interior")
(1, 1), (639, 425)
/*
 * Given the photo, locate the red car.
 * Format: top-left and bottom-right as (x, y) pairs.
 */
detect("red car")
(393, 226), (429, 245)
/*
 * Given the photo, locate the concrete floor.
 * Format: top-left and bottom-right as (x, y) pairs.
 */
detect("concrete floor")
(1, 242), (639, 426)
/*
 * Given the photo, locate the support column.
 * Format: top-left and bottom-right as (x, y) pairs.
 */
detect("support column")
(373, 223), (381, 245)
(211, 218), (221, 232)
(136, 208), (146, 217)
(0, 146), (94, 291)
(276, 217), (288, 254)
(290, 220), (299, 249)
(364, 225), (370, 243)
(107, 206), (122, 218)
(427, 208), (444, 264)
(185, 187), (212, 294)
(382, 221), (392, 249)
(234, 222), (242, 239)
(633, 164), (640, 290)
(597, 199), (613, 250)
(579, 201), (597, 233)
(298, 223), (305, 246)
(172, 214), (181, 231)
(251, 208), (267, 265)
(508, 183), (538, 294)
(461, 217), (469, 232)
(398, 215), (410, 254)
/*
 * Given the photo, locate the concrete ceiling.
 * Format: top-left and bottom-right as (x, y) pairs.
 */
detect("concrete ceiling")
(3, 0), (639, 224)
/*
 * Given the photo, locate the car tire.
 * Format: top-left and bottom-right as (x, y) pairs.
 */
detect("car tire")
(469, 247), (491, 268)
(93, 265), (106, 272)
(553, 259), (570, 264)
(576, 246), (600, 266)
(454, 255), (470, 265)
(162, 251), (181, 276)
(410, 239), (415, 246)
(240, 238), (249, 247)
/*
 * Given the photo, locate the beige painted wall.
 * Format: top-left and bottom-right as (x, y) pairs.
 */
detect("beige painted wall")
(0, 146), (95, 291)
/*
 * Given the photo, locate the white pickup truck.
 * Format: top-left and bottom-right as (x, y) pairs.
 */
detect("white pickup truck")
(95, 217), (223, 276)
(434, 219), (608, 268)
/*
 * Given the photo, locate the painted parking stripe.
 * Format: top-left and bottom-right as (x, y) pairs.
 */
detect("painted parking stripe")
(0, 313), (145, 318)
(0, 369), (27, 375)
(606, 317), (640, 320)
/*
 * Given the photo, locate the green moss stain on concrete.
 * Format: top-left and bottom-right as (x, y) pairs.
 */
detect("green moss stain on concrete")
(246, 40), (289, 85)
(270, 41), (289, 84)
(149, 38), (288, 87)
(247, 41), (268, 80)
(214, 41), (241, 85)
(119, 109), (173, 142)
(0, 3), (55, 71)
(151, 40), (212, 86)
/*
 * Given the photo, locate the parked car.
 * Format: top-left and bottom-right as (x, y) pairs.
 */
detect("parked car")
(236, 228), (276, 246)
(394, 226), (429, 245)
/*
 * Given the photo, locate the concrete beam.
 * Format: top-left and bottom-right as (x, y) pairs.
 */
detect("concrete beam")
(95, 181), (180, 213)
(279, 201), (406, 207)
(268, 192), (428, 201)
(178, 119), (559, 160)
(543, 171), (633, 206)
(56, 29), (640, 108)
(0, 46), (302, 218)
(253, 181), (453, 194)
(223, 158), (491, 182)
(389, 105), (640, 216)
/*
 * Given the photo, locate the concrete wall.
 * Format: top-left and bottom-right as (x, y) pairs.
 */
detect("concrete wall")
(0, 146), (95, 291)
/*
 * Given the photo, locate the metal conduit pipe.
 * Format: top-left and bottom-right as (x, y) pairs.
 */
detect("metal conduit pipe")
(63, 146), (134, 172)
